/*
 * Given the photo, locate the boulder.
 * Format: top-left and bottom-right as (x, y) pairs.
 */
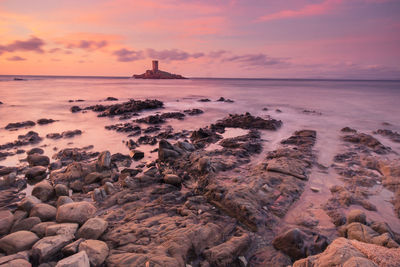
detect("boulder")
(0, 231), (39, 254)
(17, 196), (41, 213)
(25, 166), (47, 182)
(31, 222), (56, 238)
(84, 172), (102, 185)
(32, 234), (74, 263)
(97, 151), (111, 170)
(273, 228), (328, 261)
(45, 223), (78, 236)
(54, 184), (69, 197)
(347, 209), (366, 225)
(27, 154), (50, 167)
(30, 204), (57, 221)
(55, 250), (90, 267)
(11, 217), (41, 232)
(56, 196), (73, 208)
(61, 238), (85, 256)
(346, 223), (379, 243)
(56, 202), (96, 225)
(0, 258), (32, 266)
(79, 240), (109, 266)
(76, 218), (108, 240)
(32, 180), (54, 202)
(0, 210), (14, 235)
(130, 150), (144, 161)
(163, 174), (182, 186)
(27, 148), (44, 155)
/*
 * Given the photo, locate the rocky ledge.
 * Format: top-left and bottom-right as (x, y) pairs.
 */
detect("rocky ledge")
(133, 70), (186, 79)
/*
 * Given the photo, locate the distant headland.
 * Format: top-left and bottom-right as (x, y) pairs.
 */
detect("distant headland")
(133, 60), (186, 79)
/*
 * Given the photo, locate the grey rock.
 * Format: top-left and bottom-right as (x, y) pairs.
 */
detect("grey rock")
(32, 234), (74, 263)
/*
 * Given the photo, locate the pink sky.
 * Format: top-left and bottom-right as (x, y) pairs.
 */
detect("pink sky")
(0, 0), (399, 79)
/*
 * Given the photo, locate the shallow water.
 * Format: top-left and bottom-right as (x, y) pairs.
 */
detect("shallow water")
(1, 76), (400, 230)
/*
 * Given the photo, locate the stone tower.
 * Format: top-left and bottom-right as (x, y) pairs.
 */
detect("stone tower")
(152, 60), (159, 72)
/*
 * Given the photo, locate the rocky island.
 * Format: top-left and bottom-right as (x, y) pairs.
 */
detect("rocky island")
(133, 61), (186, 79)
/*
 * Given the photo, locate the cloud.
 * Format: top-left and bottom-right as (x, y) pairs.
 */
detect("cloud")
(66, 40), (108, 50)
(208, 50), (229, 58)
(113, 48), (145, 62)
(146, 49), (204, 61)
(224, 53), (288, 67)
(258, 0), (342, 22)
(6, 55), (26, 61)
(0, 36), (45, 55)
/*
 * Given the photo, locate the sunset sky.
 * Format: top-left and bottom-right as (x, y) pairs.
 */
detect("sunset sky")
(1, 0), (399, 78)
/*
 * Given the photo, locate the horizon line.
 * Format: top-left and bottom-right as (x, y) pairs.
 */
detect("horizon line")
(0, 74), (399, 82)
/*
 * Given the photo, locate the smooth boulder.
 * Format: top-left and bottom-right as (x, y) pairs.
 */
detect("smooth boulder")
(76, 218), (108, 239)
(30, 203), (57, 221)
(79, 240), (109, 266)
(32, 180), (54, 202)
(0, 210), (14, 235)
(0, 231), (39, 254)
(56, 202), (96, 225)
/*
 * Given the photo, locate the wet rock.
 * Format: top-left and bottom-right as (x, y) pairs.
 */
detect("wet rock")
(0, 210), (14, 235)
(30, 204), (57, 221)
(11, 217), (41, 232)
(347, 209), (366, 225)
(137, 135), (157, 145)
(272, 228), (328, 261)
(215, 113), (282, 130)
(18, 196), (41, 213)
(27, 148), (44, 155)
(27, 154), (50, 167)
(55, 250), (90, 267)
(56, 196), (73, 208)
(87, 99), (163, 117)
(158, 140), (181, 162)
(37, 119), (56, 125)
(267, 157), (308, 180)
(46, 223), (78, 236)
(0, 167), (17, 177)
(130, 150), (144, 161)
(203, 233), (250, 267)
(56, 202), (96, 225)
(5, 121), (36, 130)
(136, 114), (165, 124)
(198, 98), (211, 102)
(46, 130), (83, 139)
(31, 222), (56, 238)
(97, 151), (111, 170)
(84, 172), (102, 185)
(104, 182), (115, 195)
(92, 188), (107, 202)
(78, 240), (109, 266)
(50, 161), (96, 186)
(105, 97), (118, 101)
(184, 108), (204, 115)
(342, 132), (390, 154)
(375, 129), (400, 143)
(70, 106), (82, 113)
(0, 231), (39, 254)
(52, 147), (98, 163)
(0, 131), (42, 150)
(32, 234), (74, 263)
(54, 184), (69, 197)
(32, 180), (54, 202)
(76, 218), (108, 239)
(163, 174), (182, 186)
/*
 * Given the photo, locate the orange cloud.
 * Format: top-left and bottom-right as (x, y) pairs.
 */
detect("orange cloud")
(258, 0), (343, 22)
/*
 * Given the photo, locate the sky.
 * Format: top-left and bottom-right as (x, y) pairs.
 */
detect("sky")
(0, 0), (400, 79)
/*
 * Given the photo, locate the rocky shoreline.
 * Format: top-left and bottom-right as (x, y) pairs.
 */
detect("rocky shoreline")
(0, 97), (400, 266)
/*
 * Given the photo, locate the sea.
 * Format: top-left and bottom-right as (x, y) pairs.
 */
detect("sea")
(1, 75), (400, 231)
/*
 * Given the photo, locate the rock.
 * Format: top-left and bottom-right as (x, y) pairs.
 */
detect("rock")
(83, 172), (102, 185)
(76, 218), (108, 239)
(87, 99), (163, 117)
(27, 148), (44, 155)
(37, 118), (56, 125)
(32, 234), (74, 263)
(79, 240), (109, 266)
(0, 258), (32, 266)
(61, 238), (85, 256)
(97, 151), (111, 170)
(273, 228), (328, 261)
(104, 182), (115, 195)
(346, 223), (380, 244)
(293, 237), (399, 267)
(70, 106), (82, 113)
(12, 210), (27, 223)
(31, 222), (56, 238)
(92, 188), (107, 202)
(32, 180), (54, 202)
(0, 210), (14, 236)
(105, 97), (118, 101)
(69, 180), (84, 192)
(203, 234), (250, 267)
(215, 112), (282, 130)
(267, 157), (308, 180)
(183, 108), (204, 115)
(45, 223), (78, 236)
(25, 166), (47, 182)
(347, 209), (366, 225)
(56, 202), (96, 225)
(56, 196), (73, 208)
(163, 174), (182, 186)
(54, 184), (69, 197)
(130, 150), (144, 161)
(55, 250), (90, 267)
(5, 121), (35, 130)
(27, 154), (50, 167)
(0, 231), (39, 254)
(11, 217), (41, 232)
(30, 204), (57, 221)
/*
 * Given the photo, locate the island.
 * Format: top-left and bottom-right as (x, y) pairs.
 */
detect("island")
(133, 60), (187, 79)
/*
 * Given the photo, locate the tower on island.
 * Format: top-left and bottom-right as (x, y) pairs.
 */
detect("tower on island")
(152, 60), (159, 72)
